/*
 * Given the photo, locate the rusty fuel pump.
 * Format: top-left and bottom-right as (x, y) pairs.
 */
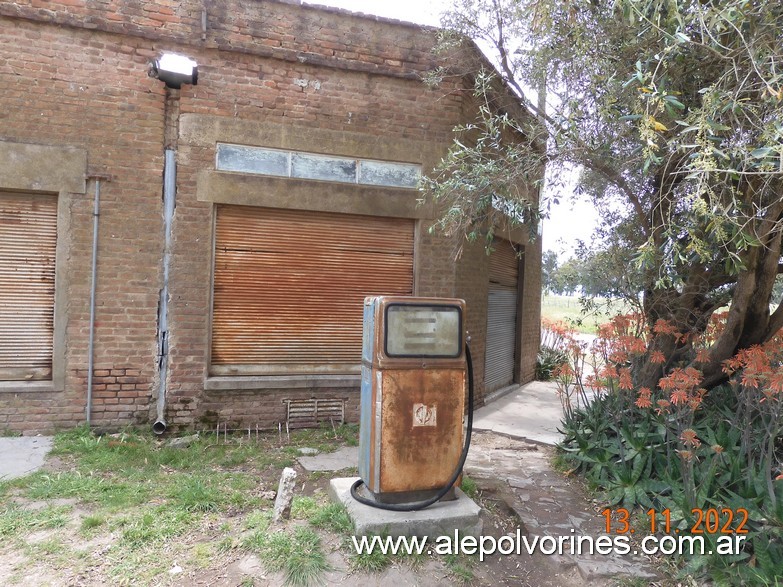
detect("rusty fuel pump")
(351, 296), (475, 511)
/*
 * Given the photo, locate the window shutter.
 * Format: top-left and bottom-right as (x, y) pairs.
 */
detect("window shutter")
(0, 192), (57, 381)
(211, 206), (414, 375)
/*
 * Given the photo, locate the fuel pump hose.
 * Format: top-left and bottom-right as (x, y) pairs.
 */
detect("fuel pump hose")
(349, 343), (475, 511)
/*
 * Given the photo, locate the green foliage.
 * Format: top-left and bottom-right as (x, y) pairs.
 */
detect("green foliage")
(168, 477), (223, 513)
(559, 383), (783, 584)
(419, 68), (543, 255)
(535, 344), (569, 381)
(308, 503), (353, 535)
(433, 0), (783, 394)
(116, 507), (193, 549)
(460, 474), (479, 500)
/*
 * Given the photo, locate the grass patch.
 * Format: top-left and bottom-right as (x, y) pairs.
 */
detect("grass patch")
(190, 542), (215, 569)
(290, 496), (320, 520)
(309, 503), (353, 534)
(25, 471), (150, 510)
(350, 540), (394, 573)
(168, 477), (223, 513)
(0, 504), (71, 538)
(460, 475), (478, 500)
(5, 424), (362, 585)
(250, 526), (329, 587)
(542, 294), (628, 334)
(115, 507), (194, 549)
(80, 513), (106, 532)
(444, 553), (476, 584)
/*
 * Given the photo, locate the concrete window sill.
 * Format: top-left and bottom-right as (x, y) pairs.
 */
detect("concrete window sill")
(0, 381), (62, 393)
(204, 375), (361, 391)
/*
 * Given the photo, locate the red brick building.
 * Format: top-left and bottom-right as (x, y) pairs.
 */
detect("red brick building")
(0, 0), (541, 434)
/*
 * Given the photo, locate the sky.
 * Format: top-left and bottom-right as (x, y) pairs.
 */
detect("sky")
(303, 0), (596, 259)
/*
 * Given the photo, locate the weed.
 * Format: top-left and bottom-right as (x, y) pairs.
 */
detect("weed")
(169, 477), (222, 513)
(191, 542), (215, 568)
(291, 496), (320, 520)
(460, 475), (478, 499)
(252, 526), (329, 587)
(309, 503), (353, 534)
(350, 544), (393, 573)
(0, 504), (70, 537)
(116, 507), (193, 549)
(28, 537), (65, 557)
(219, 445), (256, 468)
(244, 510), (271, 532)
(80, 513), (106, 532)
(25, 470), (149, 511)
(444, 553), (475, 584)
(217, 535), (237, 553)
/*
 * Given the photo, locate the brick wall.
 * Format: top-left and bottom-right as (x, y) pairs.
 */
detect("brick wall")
(0, 15), (165, 433)
(0, 0), (540, 434)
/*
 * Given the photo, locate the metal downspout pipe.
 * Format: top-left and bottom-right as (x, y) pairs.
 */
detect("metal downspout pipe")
(85, 175), (109, 428)
(153, 148), (176, 435)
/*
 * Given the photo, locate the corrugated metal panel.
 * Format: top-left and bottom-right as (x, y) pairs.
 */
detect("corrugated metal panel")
(484, 239), (518, 392)
(0, 192), (57, 381)
(211, 206), (414, 374)
(489, 239), (519, 287)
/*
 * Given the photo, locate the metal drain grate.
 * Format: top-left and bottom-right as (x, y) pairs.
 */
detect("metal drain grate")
(283, 398), (345, 429)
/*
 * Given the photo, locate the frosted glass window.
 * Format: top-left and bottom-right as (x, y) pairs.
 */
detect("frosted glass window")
(359, 160), (420, 188)
(216, 144), (422, 189)
(291, 153), (357, 183)
(217, 145), (289, 177)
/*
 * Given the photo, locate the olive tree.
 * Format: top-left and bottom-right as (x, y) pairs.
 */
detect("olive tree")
(423, 0), (783, 390)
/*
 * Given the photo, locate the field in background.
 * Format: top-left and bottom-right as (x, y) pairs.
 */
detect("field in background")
(541, 294), (628, 335)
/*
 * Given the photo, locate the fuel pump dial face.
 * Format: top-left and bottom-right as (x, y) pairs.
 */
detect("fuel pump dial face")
(384, 304), (462, 358)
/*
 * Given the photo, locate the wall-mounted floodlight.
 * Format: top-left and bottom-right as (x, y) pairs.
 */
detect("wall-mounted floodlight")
(149, 53), (198, 89)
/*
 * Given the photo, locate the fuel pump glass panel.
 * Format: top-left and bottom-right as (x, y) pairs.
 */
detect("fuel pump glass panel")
(385, 304), (462, 358)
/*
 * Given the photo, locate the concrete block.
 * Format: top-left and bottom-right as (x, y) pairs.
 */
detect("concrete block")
(329, 477), (482, 538)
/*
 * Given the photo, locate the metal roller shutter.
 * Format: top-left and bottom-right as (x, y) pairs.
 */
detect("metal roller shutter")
(0, 192), (57, 381)
(211, 206), (414, 375)
(484, 239), (519, 393)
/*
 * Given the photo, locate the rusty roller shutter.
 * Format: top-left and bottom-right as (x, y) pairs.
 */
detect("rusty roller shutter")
(0, 192), (57, 381)
(211, 206), (414, 375)
(484, 239), (519, 393)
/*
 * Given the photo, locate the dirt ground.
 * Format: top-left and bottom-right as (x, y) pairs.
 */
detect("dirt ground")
(0, 430), (602, 587)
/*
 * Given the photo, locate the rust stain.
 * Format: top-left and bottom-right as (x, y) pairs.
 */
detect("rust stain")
(0, 191), (57, 381)
(379, 368), (465, 493)
(210, 205), (414, 372)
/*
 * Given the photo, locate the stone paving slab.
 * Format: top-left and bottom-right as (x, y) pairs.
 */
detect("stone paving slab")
(0, 436), (53, 481)
(298, 446), (359, 472)
(465, 432), (658, 583)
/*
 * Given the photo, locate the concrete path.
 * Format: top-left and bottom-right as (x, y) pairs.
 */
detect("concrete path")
(0, 436), (53, 481)
(466, 380), (658, 583)
(472, 381), (564, 445)
(465, 433), (657, 583)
